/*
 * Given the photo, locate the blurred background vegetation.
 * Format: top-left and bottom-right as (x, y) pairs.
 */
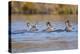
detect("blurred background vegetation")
(10, 1), (78, 15)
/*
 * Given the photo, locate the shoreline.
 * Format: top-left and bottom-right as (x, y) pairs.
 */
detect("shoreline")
(11, 38), (78, 53)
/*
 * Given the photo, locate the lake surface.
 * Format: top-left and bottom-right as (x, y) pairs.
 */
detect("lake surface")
(10, 14), (78, 53)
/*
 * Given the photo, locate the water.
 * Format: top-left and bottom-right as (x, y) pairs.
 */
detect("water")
(11, 21), (78, 42)
(10, 15), (78, 52)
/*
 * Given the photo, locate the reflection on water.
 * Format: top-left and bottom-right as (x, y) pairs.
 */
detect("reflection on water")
(11, 14), (78, 24)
